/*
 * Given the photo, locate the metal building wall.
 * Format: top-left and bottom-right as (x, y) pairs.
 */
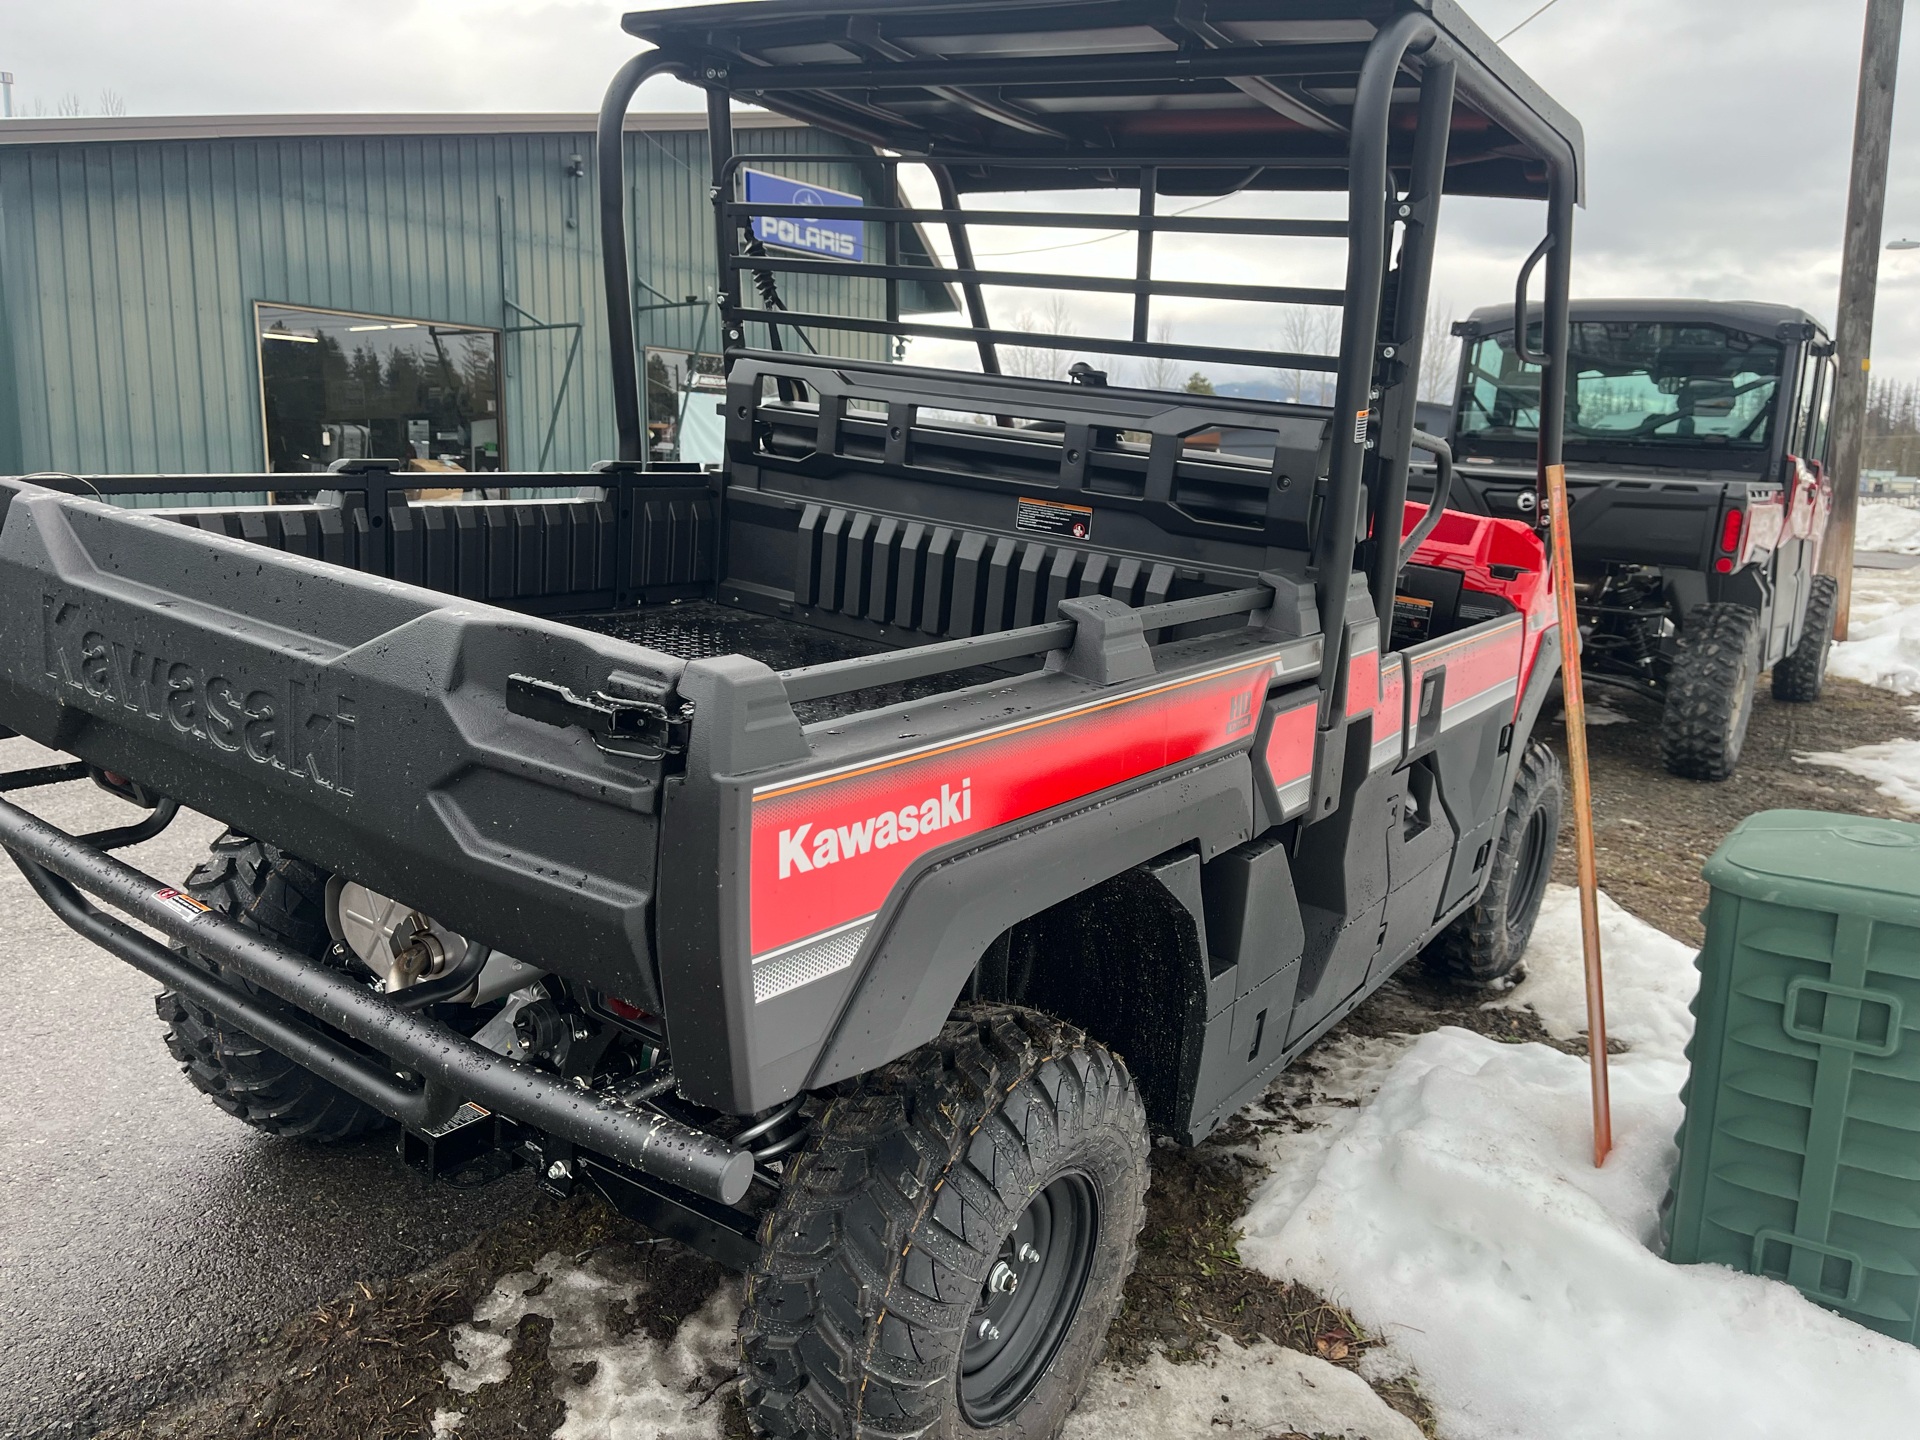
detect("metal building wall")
(0, 118), (903, 477)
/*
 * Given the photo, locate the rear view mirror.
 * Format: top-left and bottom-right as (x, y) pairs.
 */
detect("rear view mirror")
(1682, 377), (1736, 417)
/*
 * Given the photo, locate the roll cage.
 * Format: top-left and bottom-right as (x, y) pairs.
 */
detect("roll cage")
(602, 0), (1582, 718)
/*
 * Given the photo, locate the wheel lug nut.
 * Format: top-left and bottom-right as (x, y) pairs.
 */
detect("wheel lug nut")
(978, 1318), (1000, 1341)
(1018, 1243), (1040, 1264)
(988, 1261), (1019, 1295)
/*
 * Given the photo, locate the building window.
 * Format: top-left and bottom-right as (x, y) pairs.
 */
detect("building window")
(256, 303), (504, 474)
(646, 348), (727, 465)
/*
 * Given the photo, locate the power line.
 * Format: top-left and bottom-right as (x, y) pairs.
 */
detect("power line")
(1497, 0), (1569, 44)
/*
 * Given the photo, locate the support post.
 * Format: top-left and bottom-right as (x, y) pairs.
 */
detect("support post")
(1822, 0), (1906, 639)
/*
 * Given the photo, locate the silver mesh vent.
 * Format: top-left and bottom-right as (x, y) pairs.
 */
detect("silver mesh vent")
(753, 921), (871, 1004)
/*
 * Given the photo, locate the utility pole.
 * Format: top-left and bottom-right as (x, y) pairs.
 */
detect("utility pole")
(0, 74), (13, 119)
(1824, 0), (1906, 639)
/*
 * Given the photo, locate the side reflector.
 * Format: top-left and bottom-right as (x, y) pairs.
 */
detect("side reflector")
(1715, 557), (1734, 574)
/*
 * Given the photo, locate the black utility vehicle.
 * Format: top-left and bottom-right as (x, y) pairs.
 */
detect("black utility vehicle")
(1426, 299), (1837, 780)
(0, 4), (1583, 1435)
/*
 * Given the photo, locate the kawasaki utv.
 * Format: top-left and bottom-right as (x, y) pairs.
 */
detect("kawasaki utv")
(0, 2), (1584, 1434)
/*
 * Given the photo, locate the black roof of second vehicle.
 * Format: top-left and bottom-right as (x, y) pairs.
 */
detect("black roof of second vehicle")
(621, 0), (1584, 200)
(1468, 298), (1830, 343)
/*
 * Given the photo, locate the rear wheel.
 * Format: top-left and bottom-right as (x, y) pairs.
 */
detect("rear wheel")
(1660, 603), (1763, 781)
(1423, 739), (1563, 989)
(740, 1006), (1148, 1440)
(155, 831), (390, 1143)
(1771, 573), (1839, 703)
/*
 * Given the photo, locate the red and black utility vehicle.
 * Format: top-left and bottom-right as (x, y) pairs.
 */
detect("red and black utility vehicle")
(0, 4), (1582, 1434)
(1426, 299), (1836, 779)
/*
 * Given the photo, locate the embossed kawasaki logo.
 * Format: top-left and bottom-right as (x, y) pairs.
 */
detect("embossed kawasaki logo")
(40, 596), (357, 794)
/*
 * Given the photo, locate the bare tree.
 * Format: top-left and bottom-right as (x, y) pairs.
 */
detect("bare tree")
(1277, 305), (1340, 406)
(1134, 320), (1181, 392)
(97, 89), (127, 117)
(1419, 299), (1460, 405)
(56, 92), (82, 117)
(1001, 293), (1079, 381)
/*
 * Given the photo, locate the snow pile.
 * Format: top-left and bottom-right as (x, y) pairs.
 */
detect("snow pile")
(1830, 563), (1920, 694)
(444, 1249), (739, 1439)
(1854, 503), (1920, 555)
(1238, 885), (1920, 1440)
(1490, 884), (1699, 1052)
(1063, 1336), (1422, 1440)
(1799, 735), (1920, 813)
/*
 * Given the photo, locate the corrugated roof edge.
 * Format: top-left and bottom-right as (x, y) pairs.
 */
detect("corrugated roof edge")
(0, 109), (802, 146)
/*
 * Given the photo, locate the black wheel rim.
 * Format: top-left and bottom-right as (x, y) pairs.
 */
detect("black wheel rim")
(958, 1171), (1099, 1427)
(1506, 806), (1552, 939)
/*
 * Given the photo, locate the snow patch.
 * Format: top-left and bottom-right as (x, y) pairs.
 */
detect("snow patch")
(445, 1249), (738, 1439)
(1063, 1335), (1423, 1440)
(1489, 883), (1699, 1052)
(1799, 737), (1920, 813)
(1236, 884), (1920, 1440)
(1831, 562), (1920, 694)
(1854, 502), (1920, 555)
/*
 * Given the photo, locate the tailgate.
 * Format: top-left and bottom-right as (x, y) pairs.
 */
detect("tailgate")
(0, 482), (685, 1006)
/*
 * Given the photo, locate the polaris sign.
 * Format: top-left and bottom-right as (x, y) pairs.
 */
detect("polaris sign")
(744, 169), (864, 262)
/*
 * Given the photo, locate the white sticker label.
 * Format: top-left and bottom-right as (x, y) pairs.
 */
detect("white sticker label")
(1353, 408), (1371, 445)
(155, 887), (211, 920)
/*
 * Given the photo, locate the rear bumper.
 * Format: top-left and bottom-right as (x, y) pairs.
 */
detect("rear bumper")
(0, 780), (753, 1205)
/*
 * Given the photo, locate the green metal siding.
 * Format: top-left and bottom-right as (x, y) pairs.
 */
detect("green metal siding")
(0, 122), (904, 476)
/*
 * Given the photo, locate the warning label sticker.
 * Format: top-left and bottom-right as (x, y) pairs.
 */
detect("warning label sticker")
(1015, 496), (1094, 541)
(1353, 408), (1372, 445)
(154, 888), (212, 920)
(1392, 593), (1435, 645)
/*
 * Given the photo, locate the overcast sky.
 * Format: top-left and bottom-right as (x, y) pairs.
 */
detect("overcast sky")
(6, 0), (1920, 384)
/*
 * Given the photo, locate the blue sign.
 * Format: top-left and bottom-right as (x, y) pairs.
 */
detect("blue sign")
(744, 169), (865, 262)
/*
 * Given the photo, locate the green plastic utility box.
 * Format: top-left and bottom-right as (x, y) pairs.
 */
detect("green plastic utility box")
(1666, 809), (1920, 1341)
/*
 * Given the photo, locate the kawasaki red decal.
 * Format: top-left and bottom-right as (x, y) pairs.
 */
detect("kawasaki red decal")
(749, 658), (1278, 960)
(1371, 654), (1406, 771)
(1259, 695), (1317, 816)
(1409, 617), (1526, 731)
(1345, 644), (1380, 721)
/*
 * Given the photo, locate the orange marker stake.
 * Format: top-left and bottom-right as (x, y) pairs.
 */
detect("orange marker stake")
(1544, 462), (1613, 1167)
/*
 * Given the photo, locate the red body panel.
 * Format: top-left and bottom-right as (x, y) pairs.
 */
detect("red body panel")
(747, 655), (1284, 960)
(1400, 502), (1558, 708)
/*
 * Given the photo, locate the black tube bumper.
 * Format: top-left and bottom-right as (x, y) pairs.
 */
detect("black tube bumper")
(0, 793), (753, 1205)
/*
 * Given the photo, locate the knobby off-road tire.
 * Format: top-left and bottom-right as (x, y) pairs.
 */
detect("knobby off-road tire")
(740, 1006), (1150, 1440)
(1422, 739), (1563, 989)
(1660, 602), (1763, 781)
(1771, 573), (1840, 703)
(155, 830), (390, 1142)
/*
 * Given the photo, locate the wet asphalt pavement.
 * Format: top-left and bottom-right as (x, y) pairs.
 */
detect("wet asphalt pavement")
(0, 739), (534, 1440)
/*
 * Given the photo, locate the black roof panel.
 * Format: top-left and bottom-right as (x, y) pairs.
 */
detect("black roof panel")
(1470, 298), (1828, 342)
(623, 0), (1583, 201)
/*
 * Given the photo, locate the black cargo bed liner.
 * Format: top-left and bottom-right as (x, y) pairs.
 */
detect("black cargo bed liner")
(565, 600), (1021, 724)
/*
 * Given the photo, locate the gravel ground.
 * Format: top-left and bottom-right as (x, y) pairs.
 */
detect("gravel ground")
(1548, 674), (1917, 944)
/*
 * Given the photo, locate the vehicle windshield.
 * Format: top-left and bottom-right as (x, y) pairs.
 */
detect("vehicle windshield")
(1456, 321), (1785, 449)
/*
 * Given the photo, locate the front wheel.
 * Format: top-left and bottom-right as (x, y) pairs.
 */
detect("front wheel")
(1422, 739), (1563, 989)
(740, 1006), (1149, 1439)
